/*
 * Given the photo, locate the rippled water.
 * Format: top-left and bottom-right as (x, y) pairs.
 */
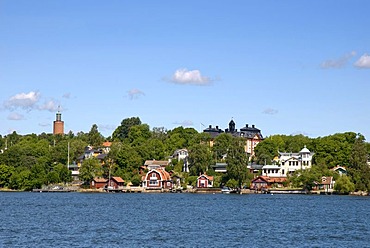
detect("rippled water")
(0, 192), (369, 247)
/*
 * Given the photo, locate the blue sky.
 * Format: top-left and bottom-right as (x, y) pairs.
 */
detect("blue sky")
(1, 1), (370, 140)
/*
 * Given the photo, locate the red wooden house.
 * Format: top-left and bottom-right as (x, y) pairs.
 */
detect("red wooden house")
(90, 177), (108, 189)
(196, 174), (214, 188)
(142, 168), (173, 190)
(107, 177), (125, 189)
(250, 176), (287, 190)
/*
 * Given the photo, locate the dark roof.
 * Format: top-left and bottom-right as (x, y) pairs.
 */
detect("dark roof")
(203, 125), (224, 138)
(203, 122), (263, 140)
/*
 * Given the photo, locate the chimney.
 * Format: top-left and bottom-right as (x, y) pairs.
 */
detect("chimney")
(246, 124), (249, 128)
(216, 126), (219, 130)
(252, 124), (255, 128)
(209, 125), (212, 128)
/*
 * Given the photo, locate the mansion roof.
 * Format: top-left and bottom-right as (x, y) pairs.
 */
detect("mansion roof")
(203, 120), (263, 140)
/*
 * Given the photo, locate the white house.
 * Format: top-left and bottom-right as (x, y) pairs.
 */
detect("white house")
(262, 146), (314, 177)
(170, 149), (189, 172)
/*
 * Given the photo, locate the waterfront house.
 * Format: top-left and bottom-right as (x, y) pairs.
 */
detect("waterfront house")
(250, 176), (287, 190)
(108, 177), (125, 189)
(259, 146), (315, 177)
(196, 174), (214, 188)
(142, 168), (173, 190)
(314, 176), (335, 192)
(90, 177), (108, 189)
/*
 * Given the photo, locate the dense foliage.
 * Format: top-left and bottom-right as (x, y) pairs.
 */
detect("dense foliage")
(254, 133), (370, 192)
(0, 117), (369, 192)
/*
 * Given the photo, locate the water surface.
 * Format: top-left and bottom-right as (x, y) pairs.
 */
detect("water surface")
(0, 192), (369, 247)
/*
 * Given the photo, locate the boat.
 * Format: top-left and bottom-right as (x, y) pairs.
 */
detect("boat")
(221, 187), (231, 194)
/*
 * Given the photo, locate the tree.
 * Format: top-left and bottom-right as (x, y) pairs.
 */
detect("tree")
(188, 143), (212, 176)
(128, 124), (151, 146)
(212, 133), (233, 161)
(334, 175), (355, 194)
(289, 166), (323, 191)
(0, 164), (14, 188)
(54, 163), (72, 183)
(348, 134), (370, 191)
(226, 138), (249, 189)
(87, 124), (104, 147)
(79, 157), (103, 183)
(112, 117), (141, 141)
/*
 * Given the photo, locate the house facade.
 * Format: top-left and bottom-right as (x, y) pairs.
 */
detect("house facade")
(170, 149), (190, 172)
(108, 177), (125, 189)
(250, 176), (287, 190)
(203, 119), (263, 158)
(314, 176), (335, 192)
(90, 177), (108, 189)
(196, 174), (214, 188)
(261, 146), (314, 177)
(142, 168), (173, 190)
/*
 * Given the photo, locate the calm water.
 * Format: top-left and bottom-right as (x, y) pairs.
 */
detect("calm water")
(0, 192), (369, 248)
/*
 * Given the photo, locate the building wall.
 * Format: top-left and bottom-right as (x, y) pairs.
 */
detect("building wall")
(53, 121), (64, 135)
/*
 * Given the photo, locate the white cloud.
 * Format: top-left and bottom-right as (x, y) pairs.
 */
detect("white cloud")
(39, 99), (60, 112)
(262, 108), (278, 115)
(170, 68), (211, 85)
(7, 112), (25, 120)
(62, 92), (71, 99)
(321, 51), (356, 69)
(4, 91), (40, 110)
(173, 120), (194, 126)
(127, 89), (145, 100)
(354, 54), (370, 68)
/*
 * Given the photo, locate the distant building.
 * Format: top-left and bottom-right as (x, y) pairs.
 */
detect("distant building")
(196, 174), (214, 188)
(261, 146), (314, 177)
(203, 119), (264, 157)
(53, 110), (64, 135)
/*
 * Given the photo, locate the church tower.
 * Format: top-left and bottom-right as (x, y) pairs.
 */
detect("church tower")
(53, 109), (64, 135)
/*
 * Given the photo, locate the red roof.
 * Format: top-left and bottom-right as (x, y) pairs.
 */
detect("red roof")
(197, 174), (214, 181)
(93, 177), (108, 183)
(102, 141), (112, 147)
(112, 177), (124, 183)
(252, 176), (287, 183)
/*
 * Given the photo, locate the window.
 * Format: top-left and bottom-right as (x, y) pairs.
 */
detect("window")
(149, 180), (158, 186)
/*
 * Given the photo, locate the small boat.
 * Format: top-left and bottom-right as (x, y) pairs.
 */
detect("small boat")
(221, 187), (231, 194)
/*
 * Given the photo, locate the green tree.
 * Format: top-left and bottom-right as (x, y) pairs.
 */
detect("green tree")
(87, 124), (105, 147)
(79, 157), (103, 183)
(0, 164), (14, 187)
(348, 134), (370, 191)
(9, 168), (32, 190)
(226, 138), (249, 188)
(289, 166), (323, 191)
(188, 143), (212, 176)
(128, 124), (151, 146)
(112, 117), (141, 141)
(54, 163), (72, 183)
(334, 175), (355, 194)
(212, 133), (233, 161)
